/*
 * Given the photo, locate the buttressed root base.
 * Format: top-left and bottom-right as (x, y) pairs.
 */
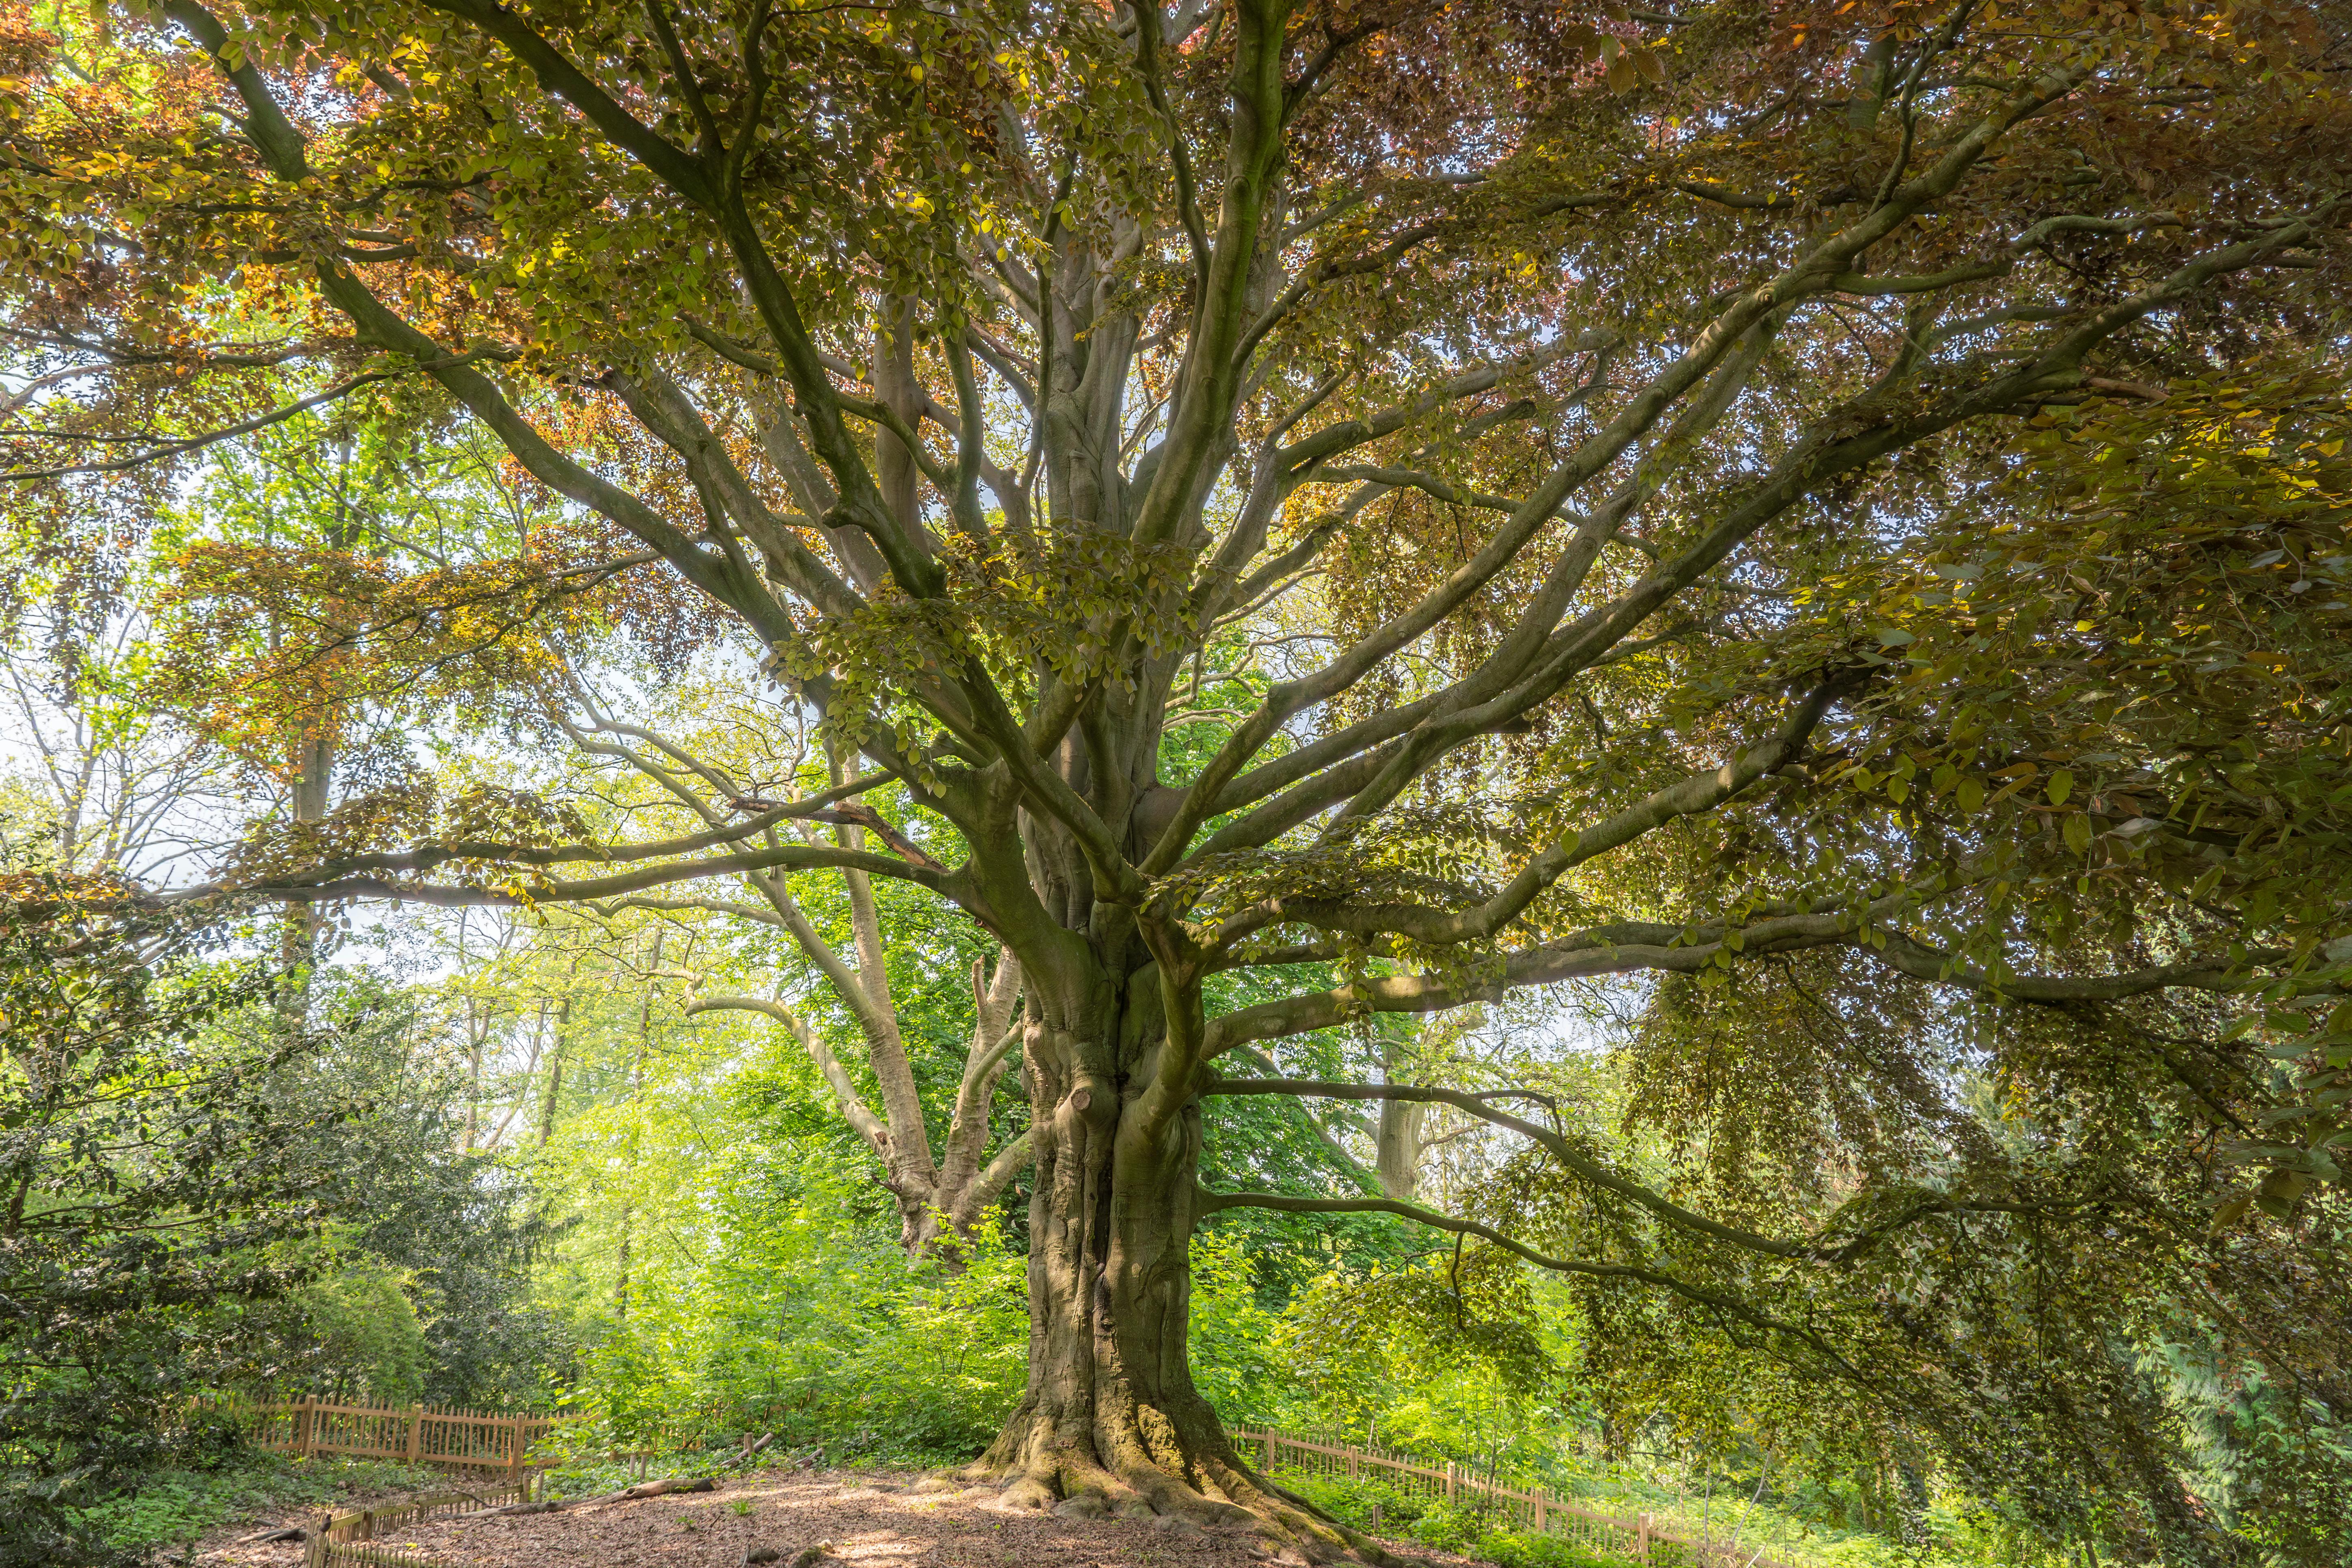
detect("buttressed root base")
(943, 1411), (1412, 1564)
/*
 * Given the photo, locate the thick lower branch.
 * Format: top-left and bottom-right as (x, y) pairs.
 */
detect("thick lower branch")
(1205, 1079), (1810, 1258)
(1195, 1188), (1865, 1378)
(1206, 883), (2264, 1055)
(1869, 935), (2261, 1002)
(180, 841), (950, 909)
(1274, 675), (1846, 945)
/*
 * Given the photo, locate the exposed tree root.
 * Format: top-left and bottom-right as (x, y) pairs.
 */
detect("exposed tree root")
(946, 1399), (1414, 1564)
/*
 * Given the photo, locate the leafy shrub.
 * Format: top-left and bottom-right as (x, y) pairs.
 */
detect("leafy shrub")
(1401, 1508), (1645, 1568)
(1, 880), (560, 1567)
(1405, 1501), (1487, 1551)
(1187, 1231), (1290, 1426)
(1472, 1531), (1642, 1568)
(285, 1252), (430, 1405)
(1274, 1470), (1432, 1531)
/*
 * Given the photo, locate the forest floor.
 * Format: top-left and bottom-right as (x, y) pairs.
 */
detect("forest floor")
(189, 1465), (1464, 1568)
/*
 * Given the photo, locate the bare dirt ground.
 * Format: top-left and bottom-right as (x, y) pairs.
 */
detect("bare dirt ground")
(191, 1466), (1458, 1568)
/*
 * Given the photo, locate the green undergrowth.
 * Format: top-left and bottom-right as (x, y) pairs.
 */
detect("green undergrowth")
(1274, 1467), (2040, 1568)
(537, 1451), (668, 1501)
(534, 1422), (960, 1502)
(76, 1450), (442, 1553)
(1276, 1472), (1640, 1568)
(1539, 1469), (2051, 1568)
(536, 1447), (734, 1501)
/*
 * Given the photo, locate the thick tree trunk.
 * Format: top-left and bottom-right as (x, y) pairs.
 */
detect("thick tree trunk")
(959, 1023), (1375, 1561)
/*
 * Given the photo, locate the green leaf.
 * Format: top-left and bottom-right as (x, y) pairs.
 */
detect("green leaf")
(2063, 813), (2093, 855)
(2046, 769), (2074, 805)
(2209, 1193), (2254, 1232)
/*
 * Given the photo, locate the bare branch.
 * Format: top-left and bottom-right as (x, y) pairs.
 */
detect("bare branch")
(195, 838), (945, 908)
(689, 994), (889, 1148)
(968, 1130), (1035, 1207)
(1204, 883), (2268, 1057)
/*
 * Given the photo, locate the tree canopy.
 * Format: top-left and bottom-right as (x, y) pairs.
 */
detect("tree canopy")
(3, 0), (2350, 1563)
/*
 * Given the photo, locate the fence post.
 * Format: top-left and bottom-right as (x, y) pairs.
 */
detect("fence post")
(406, 1404), (423, 1466)
(1445, 1460), (1455, 1503)
(1535, 1486), (1546, 1534)
(296, 1398), (314, 1458)
(1636, 1512), (1651, 1563)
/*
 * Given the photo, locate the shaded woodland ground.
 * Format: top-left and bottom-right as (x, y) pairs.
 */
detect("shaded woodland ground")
(190, 1467), (1481, 1568)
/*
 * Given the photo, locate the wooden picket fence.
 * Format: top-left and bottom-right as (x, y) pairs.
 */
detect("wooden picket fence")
(210, 1396), (571, 1480)
(1238, 1429), (1799, 1568)
(296, 1478), (533, 1568)
(311, 1549), (465, 1568)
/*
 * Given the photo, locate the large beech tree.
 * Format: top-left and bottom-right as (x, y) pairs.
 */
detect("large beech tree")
(6, 0), (2351, 1556)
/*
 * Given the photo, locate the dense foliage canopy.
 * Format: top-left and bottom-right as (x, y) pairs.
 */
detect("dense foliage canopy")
(3, 0), (2350, 1563)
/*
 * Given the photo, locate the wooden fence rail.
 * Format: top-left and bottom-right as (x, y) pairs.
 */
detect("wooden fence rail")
(298, 1478), (532, 1568)
(207, 1397), (573, 1481)
(1237, 1430), (1800, 1568)
(312, 1548), (467, 1568)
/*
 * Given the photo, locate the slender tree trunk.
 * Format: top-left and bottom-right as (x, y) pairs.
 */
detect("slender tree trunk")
(540, 996), (567, 1148)
(1374, 1097), (1427, 1203)
(281, 723), (333, 968)
(617, 936), (659, 1323)
(273, 688), (332, 1026)
(279, 437), (354, 986)
(464, 998), (484, 1151)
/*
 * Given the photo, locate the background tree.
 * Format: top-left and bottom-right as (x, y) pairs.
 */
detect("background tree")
(0, 874), (547, 1565)
(3, 0), (2348, 1559)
